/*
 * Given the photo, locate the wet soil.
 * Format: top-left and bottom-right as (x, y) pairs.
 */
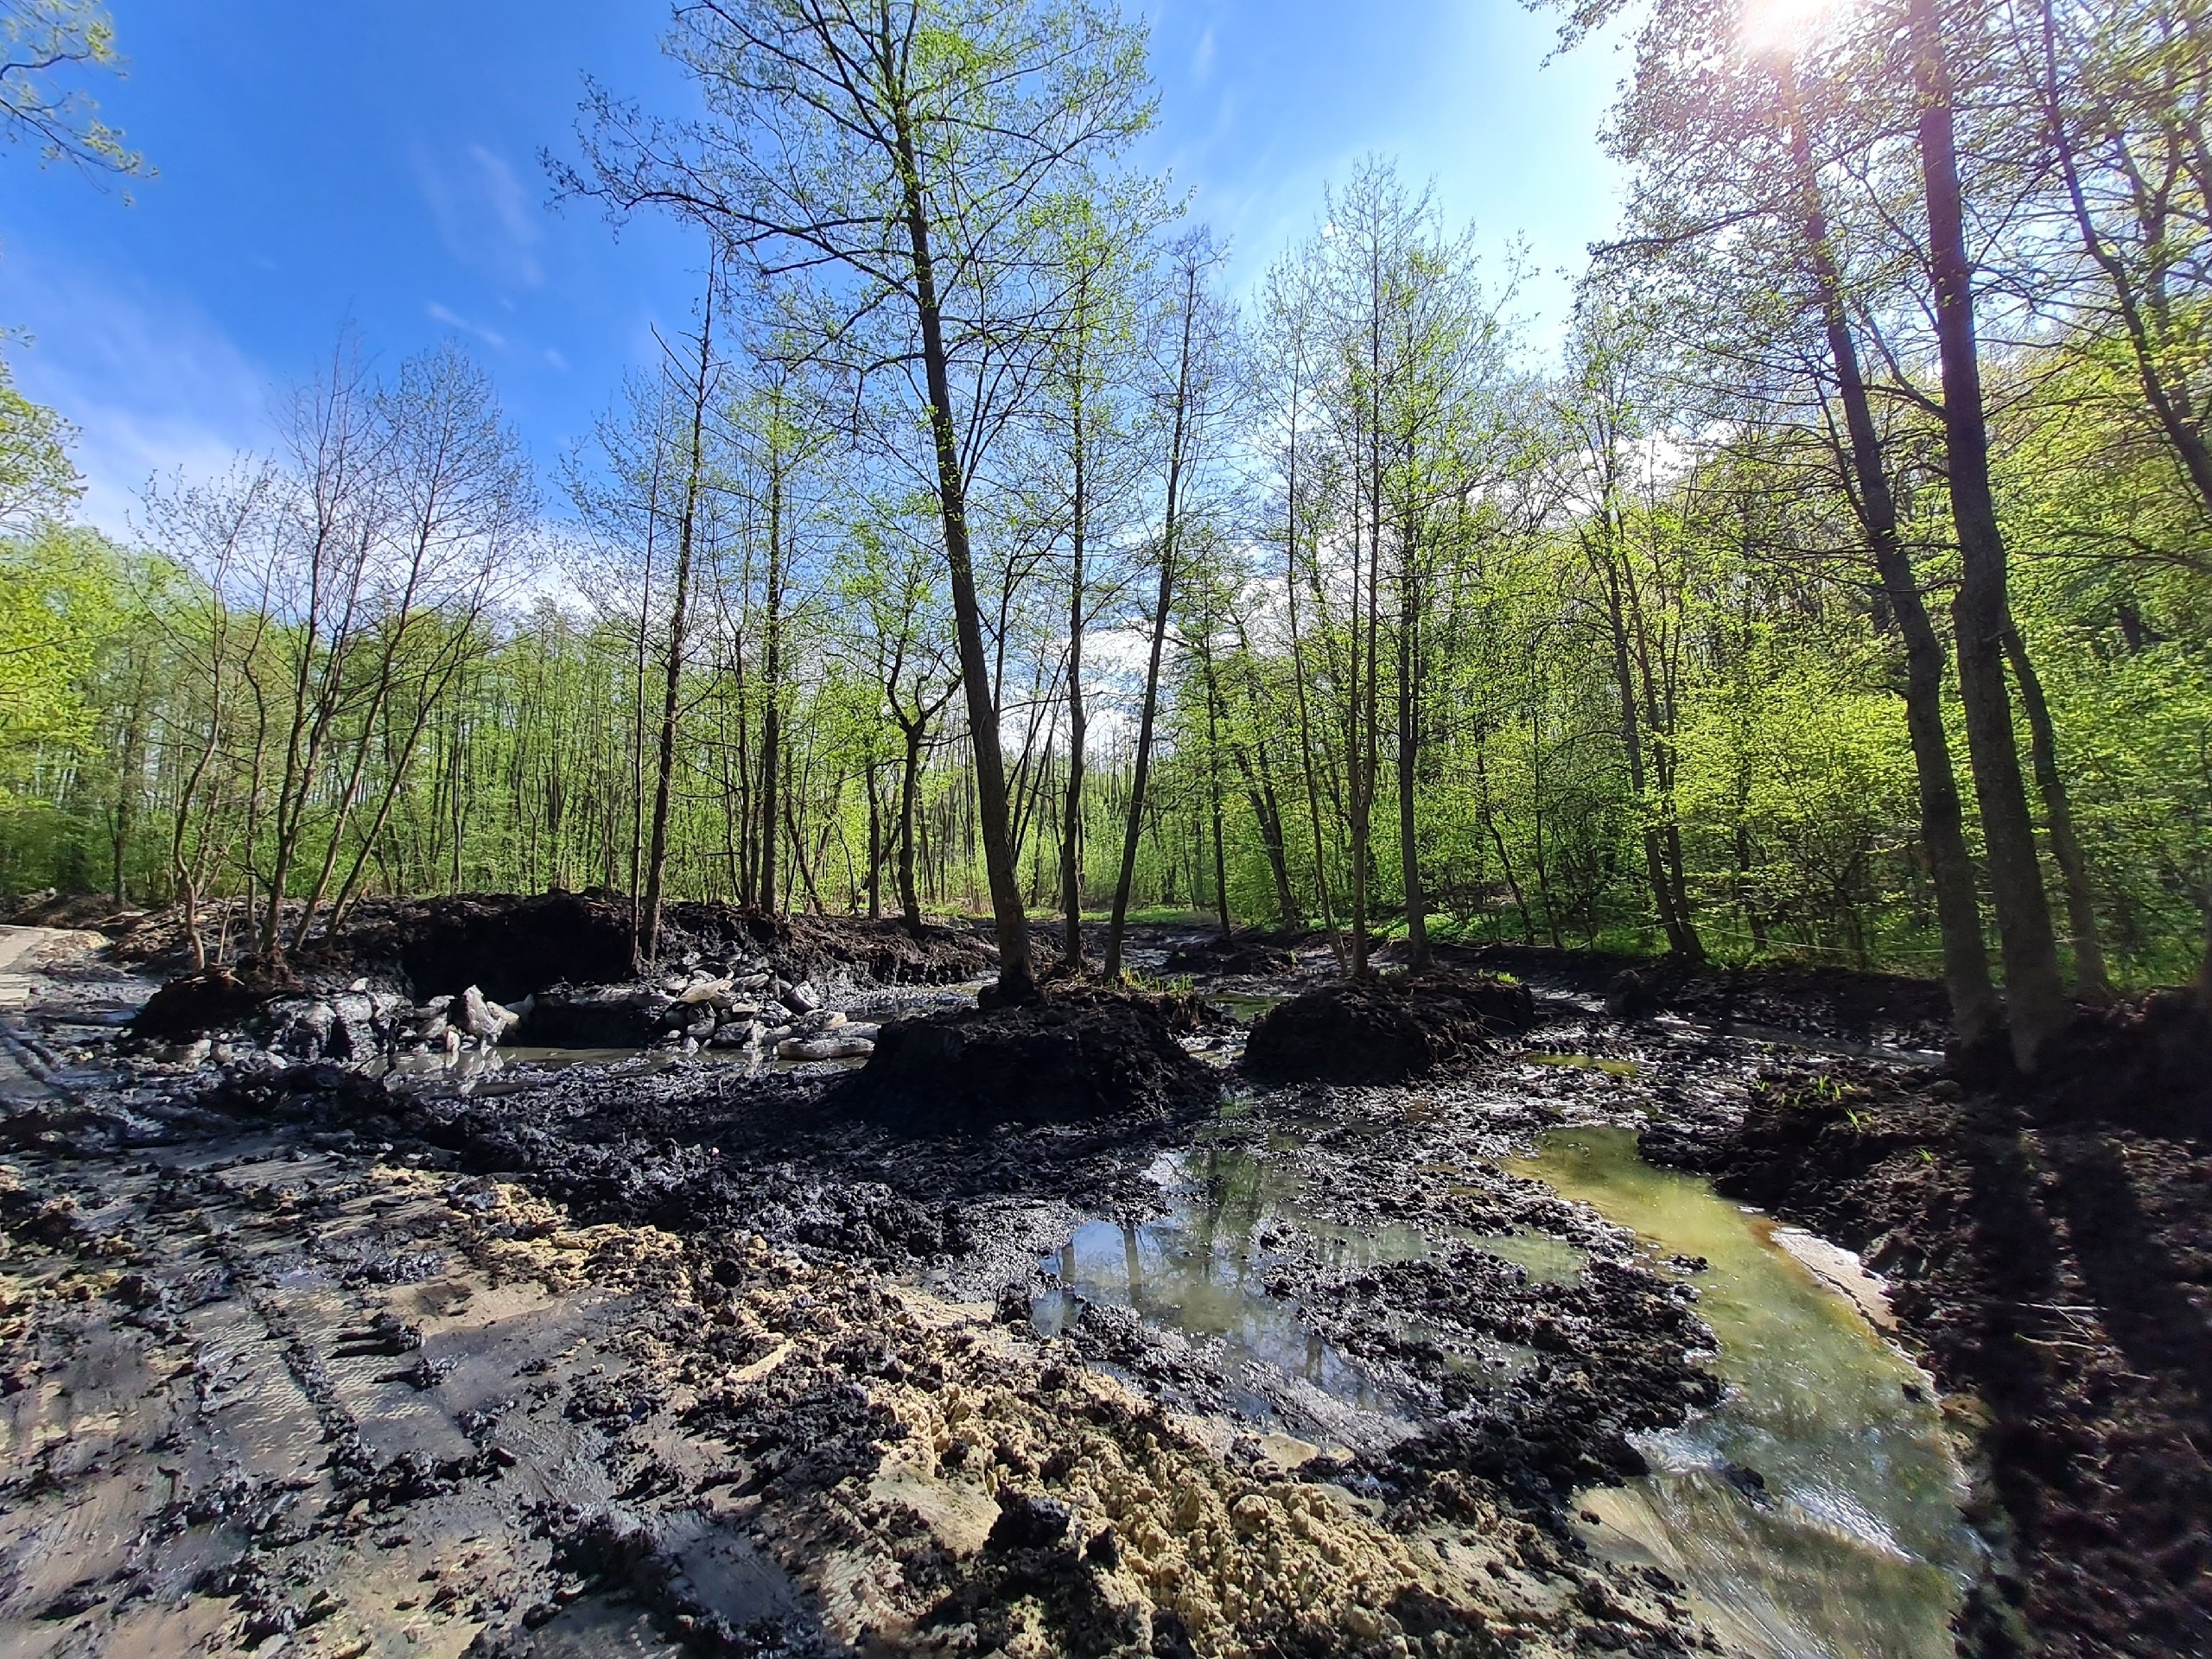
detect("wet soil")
(845, 992), (1224, 1135)
(8, 908), (2208, 1656)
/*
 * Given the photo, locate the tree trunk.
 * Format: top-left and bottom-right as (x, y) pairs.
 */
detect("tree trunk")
(1284, 445), (1344, 970)
(1782, 61), (2001, 1049)
(1106, 260), (1201, 982)
(898, 720), (925, 932)
(1202, 648), (1232, 938)
(759, 454), (785, 913)
(2004, 626), (2110, 999)
(641, 293), (714, 968)
(865, 760), (882, 921)
(893, 112), (1034, 1001)
(1910, 0), (2070, 1070)
(1060, 316), (1089, 970)
(1396, 541), (1430, 970)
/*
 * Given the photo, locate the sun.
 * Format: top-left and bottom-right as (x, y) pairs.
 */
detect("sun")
(1739, 0), (1840, 56)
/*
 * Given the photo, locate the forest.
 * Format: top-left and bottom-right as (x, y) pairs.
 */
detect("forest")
(3, 0), (2209, 1071)
(7, 3), (2212, 1656)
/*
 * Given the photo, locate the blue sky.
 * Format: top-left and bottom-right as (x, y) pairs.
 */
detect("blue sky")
(0, 1), (1631, 534)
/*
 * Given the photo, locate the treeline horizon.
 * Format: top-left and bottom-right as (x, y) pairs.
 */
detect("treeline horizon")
(0, 0), (2208, 1069)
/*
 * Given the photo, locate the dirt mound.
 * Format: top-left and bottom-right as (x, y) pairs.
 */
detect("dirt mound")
(744, 909), (996, 985)
(1243, 969), (1535, 1084)
(1160, 930), (1299, 976)
(1646, 1066), (2212, 1656)
(323, 893), (995, 1003)
(331, 891), (636, 1002)
(1439, 941), (1955, 1051)
(2031, 988), (2212, 1135)
(130, 963), (296, 1040)
(0, 891), (149, 934)
(842, 991), (1220, 1135)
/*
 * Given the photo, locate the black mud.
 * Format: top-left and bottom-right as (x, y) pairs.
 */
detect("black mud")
(843, 990), (1224, 1135)
(1245, 968), (1536, 1084)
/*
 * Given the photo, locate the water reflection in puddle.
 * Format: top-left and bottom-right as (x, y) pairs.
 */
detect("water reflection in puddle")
(1512, 1127), (1981, 1659)
(1033, 1140), (1582, 1419)
(1204, 992), (1288, 1024)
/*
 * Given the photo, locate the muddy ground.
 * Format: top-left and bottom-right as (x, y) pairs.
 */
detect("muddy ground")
(0, 904), (2202, 1656)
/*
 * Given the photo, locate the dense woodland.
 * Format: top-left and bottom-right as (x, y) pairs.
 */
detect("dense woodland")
(2, 0), (2209, 1068)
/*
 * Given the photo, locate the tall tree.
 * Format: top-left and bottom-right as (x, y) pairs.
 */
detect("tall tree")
(640, 277), (722, 965)
(1908, 0), (2072, 1067)
(1105, 232), (1227, 980)
(568, 0), (1154, 1003)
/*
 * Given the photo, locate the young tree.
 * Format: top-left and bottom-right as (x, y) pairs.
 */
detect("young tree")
(1104, 231), (1230, 980)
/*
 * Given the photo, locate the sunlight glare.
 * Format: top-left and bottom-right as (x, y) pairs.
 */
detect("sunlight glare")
(1739, 0), (1837, 57)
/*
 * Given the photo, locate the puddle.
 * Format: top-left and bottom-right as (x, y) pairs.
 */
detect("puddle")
(1205, 992), (1287, 1024)
(371, 1044), (860, 1088)
(1033, 1144), (1392, 1417)
(1511, 1128), (1981, 1659)
(1034, 1139), (1581, 1421)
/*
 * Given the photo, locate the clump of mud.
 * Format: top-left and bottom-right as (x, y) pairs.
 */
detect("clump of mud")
(844, 992), (1221, 1135)
(1244, 969), (1535, 1084)
(334, 891), (998, 1004)
(1160, 931), (1299, 977)
(333, 890), (638, 1001)
(129, 962), (294, 1040)
(2035, 988), (2212, 1135)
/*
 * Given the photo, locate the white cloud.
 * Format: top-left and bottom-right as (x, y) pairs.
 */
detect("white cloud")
(415, 142), (544, 291)
(427, 300), (508, 351)
(0, 251), (269, 537)
(1192, 26), (1217, 80)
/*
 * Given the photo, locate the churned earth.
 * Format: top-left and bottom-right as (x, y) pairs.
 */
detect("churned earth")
(1, 902), (2198, 1656)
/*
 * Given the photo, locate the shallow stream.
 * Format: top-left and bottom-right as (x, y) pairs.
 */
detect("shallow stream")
(1516, 1128), (1981, 1658)
(1037, 1120), (1980, 1657)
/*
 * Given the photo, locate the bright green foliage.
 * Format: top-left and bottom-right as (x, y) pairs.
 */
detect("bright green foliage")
(0, 0), (146, 179)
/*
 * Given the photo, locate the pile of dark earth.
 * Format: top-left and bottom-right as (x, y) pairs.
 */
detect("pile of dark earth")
(123, 889), (1004, 1066)
(1243, 968), (1539, 1084)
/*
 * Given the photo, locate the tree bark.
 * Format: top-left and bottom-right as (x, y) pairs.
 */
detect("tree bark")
(641, 290), (714, 968)
(893, 110), (1035, 1001)
(1781, 67), (2001, 1046)
(1396, 532), (1430, 970)
(2004, 625), (2110, 999)
(1105, 259), (1201, 981)
(1910, 0), (2070, 1070)
(1060, 309), (1090, 969)
(759, 445), (785, 913)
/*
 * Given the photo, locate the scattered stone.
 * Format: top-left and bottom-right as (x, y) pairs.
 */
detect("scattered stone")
(457, 986), (520, 1044)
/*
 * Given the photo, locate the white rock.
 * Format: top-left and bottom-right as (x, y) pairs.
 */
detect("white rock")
(458, 986), (518, 1043)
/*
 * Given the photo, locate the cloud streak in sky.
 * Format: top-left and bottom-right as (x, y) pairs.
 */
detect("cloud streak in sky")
(0, 251), (269, 536)
(415, 142), (545, 291)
